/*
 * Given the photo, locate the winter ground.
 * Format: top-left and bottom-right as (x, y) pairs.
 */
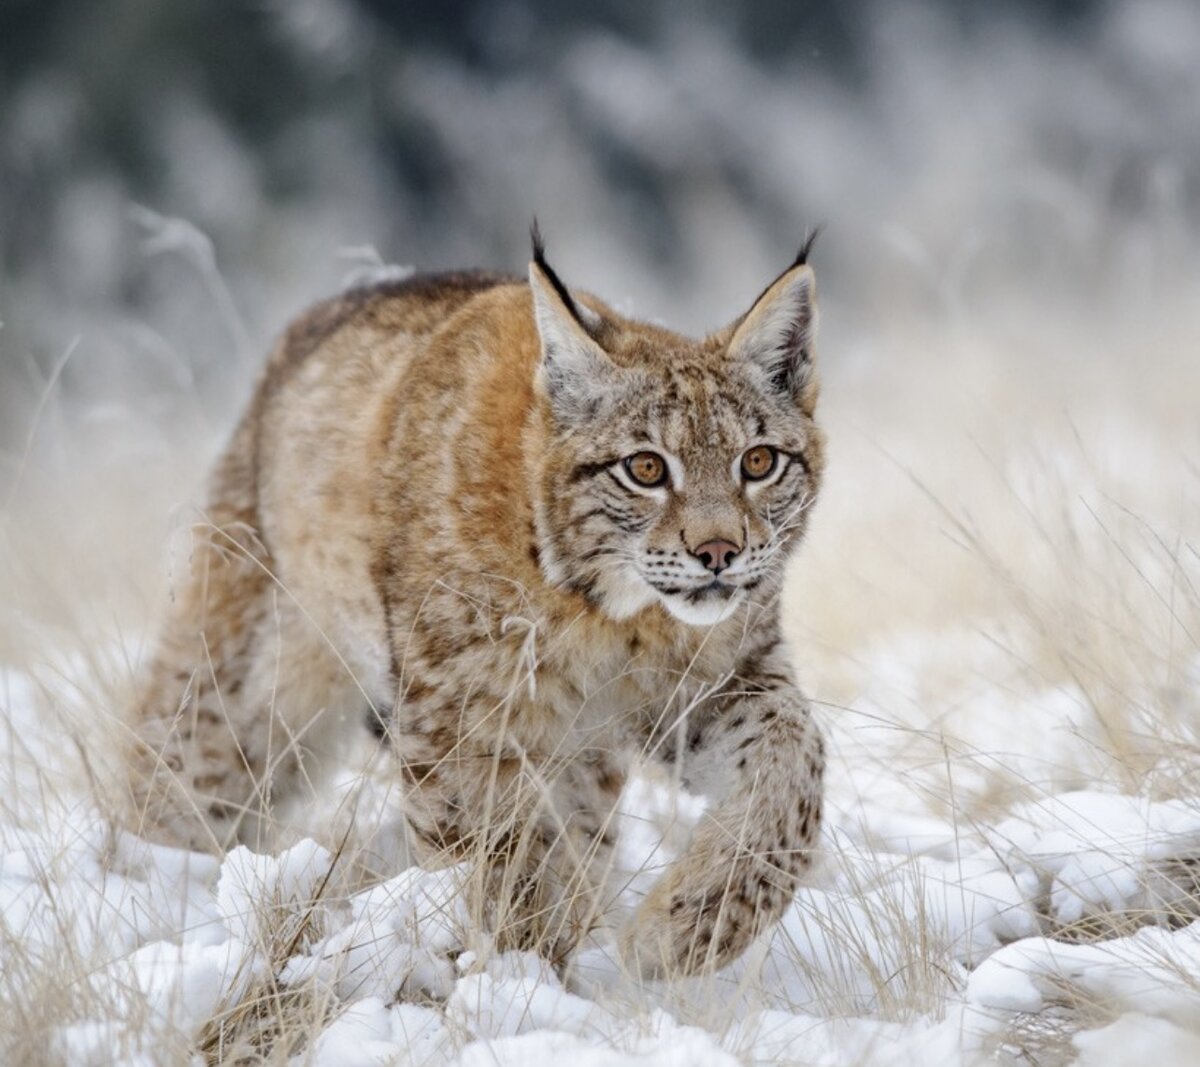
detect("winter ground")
(3, 267), (1200, 1065)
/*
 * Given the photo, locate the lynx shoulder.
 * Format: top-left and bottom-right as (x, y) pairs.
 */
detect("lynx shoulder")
(126, 232), (827, 977)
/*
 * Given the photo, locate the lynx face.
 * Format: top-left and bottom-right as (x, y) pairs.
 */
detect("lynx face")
(530, 250), (823, 625)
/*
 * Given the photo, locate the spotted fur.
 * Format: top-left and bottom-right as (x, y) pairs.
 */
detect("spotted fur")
(125, 239), (827, 978)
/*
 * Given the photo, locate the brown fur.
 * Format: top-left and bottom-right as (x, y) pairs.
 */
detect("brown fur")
(125, 248), (827, 978)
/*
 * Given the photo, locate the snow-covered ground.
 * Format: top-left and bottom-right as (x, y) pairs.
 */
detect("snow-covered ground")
(4, 606), (1200, 1065)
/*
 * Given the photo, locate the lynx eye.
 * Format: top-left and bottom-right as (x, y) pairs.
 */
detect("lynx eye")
(623, 451), (668, 488)
(741, 445), (778, 481)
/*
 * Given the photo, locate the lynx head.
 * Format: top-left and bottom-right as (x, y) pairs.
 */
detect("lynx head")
(529, 230), (824, 626)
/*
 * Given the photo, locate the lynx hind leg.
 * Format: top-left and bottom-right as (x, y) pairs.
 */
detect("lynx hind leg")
(126, 429), (358, 852)
(125, 511), (272, 851)
(127, 555), (363, 851)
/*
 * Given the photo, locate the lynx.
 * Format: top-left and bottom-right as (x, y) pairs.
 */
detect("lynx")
(126, 230), (826, 978)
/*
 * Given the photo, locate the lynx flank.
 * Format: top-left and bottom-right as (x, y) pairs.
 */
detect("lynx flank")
(127, 231), (826, 978)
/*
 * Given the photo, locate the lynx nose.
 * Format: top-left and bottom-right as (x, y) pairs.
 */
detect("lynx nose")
(692, 539), (741, 575)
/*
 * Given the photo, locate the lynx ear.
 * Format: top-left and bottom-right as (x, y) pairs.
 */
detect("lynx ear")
(529, 233), (615, 422)
(726, 258), (817, 399)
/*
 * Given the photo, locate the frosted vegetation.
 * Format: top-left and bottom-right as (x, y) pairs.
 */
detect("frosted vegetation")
(3, 1), (1200, 1063)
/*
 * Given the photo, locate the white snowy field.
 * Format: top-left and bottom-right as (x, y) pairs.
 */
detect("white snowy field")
(3, 266), (1200, 1065)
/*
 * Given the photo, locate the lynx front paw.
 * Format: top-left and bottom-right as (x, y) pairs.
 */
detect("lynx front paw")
(619, 857), (784, 979)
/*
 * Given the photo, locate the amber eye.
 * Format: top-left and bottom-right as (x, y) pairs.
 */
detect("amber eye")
(741, 445), (778, 481)
(624, 451), (668, 488)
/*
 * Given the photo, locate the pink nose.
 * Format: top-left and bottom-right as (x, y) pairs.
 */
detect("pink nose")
(692, 539), (741, 574)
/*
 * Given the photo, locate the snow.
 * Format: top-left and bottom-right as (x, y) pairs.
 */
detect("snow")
(304, 999), (453, 1067)
(281, 864), (469, 1002)
(728, 1006), (992, 1067)
(218, 839), (335, 945)
(4, 662), (1200, 1065)
(1072, 1014), (1200, 1066)
(969, 923), (1200, 1024)
(985, 792), (1200, 926)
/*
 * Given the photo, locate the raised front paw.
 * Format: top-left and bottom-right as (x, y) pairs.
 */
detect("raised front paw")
(618, 850), (790, 979)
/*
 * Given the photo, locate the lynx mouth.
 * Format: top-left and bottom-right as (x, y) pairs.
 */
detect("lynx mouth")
(685, 580), (736, 602)
(659, 581), (743, 626)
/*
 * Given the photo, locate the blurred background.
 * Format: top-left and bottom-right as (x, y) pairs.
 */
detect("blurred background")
(2, 1), (1199, 762)
(3, 0), (1198, 424)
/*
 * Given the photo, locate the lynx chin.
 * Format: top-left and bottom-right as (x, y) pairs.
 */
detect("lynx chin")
(126, 228), (827, 978)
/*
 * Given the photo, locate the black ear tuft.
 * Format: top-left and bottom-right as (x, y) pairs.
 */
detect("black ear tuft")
(529, 218), (583, 324)
(791, 227), (821, 269)
(530, 217), (547, 265)
(726, 251), (817, 400)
